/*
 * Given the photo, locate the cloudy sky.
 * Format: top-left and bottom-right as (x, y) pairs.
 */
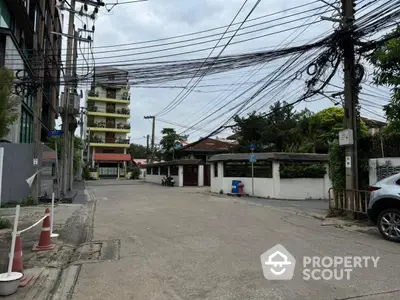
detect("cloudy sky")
(60, 0), (391, 146)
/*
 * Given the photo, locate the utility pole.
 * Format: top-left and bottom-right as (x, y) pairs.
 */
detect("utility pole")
(61, 0), (76, 197)
(144, 116), (155, 162)
(146, 134), (150, 164)
(342, 0), (358, 191)
(57, 0), (103, 194)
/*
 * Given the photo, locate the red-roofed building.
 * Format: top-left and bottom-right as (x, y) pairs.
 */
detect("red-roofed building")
(174, 138), (237, 162)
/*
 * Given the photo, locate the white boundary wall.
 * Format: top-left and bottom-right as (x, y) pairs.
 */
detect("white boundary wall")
(145, 165), (183, 187)
(210, 161), (331, 200)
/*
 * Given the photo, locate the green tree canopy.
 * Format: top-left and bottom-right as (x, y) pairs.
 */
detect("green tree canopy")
(159, 128), (187, 161)
(369, 26), (400, 128)
(232, 103), (368, 154)
(0, 68), (19, 138)
(127, 143), (147, 159)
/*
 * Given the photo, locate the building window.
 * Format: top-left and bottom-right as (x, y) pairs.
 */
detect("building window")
(33, 7), (39, 33)
(0, 35), (5, 67)
(223, 160), (272, 178)
(146, 167), (152, 175)
(214, 163), (218, 177)
(160, 166), (168, 176)
(20, 108), (33, 143)
(170, 165), (178, 176)
(0, 0), (11, 28)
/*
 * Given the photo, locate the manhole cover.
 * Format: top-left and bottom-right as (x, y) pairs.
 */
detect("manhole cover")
(71, 239), (120, 265)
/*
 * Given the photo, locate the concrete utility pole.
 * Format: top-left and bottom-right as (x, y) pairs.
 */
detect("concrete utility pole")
(61, 0), (76, 196)
(146, 134), (150, 164)
(144, 116), (156, 162)
(342, 0), (359, 191)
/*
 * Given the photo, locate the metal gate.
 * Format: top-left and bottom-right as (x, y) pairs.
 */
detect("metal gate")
(203, 164), (210, 186)
(183, 165), (198, 186)
(98, 167), (118, 177)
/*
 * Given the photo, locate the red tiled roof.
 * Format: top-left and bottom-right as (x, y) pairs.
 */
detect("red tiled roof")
(178, 138), (237, 151)
(94, 153), (131, 161)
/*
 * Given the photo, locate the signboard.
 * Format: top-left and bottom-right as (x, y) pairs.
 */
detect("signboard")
(339, 129), (353, 146)
(248, 144), (256, 151)
(249, 154), (257, 163)
(33, 158), (39, 166)
(345, 156), (351, 168)
(48, 130), (64, 137)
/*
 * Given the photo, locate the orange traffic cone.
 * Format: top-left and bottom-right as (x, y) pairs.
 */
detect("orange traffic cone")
(12, 235), (33, 287)
(32, 208), (55, 251)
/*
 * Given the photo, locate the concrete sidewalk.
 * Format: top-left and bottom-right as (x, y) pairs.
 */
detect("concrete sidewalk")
(0, 195), (92, 299)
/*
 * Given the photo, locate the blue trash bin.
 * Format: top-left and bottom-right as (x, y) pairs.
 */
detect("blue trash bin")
(232, 180), (242, 194)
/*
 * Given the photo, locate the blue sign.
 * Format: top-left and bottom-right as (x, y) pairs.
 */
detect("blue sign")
(48, 130), (64, 137)
(248, 144), (256, 151)
(249, 154), (257, 163)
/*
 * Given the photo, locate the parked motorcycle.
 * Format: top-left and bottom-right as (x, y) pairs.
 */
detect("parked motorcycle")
(166, 176), (175, 187)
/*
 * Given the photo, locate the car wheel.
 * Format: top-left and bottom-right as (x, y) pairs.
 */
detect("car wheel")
(377, 209), (400, 242)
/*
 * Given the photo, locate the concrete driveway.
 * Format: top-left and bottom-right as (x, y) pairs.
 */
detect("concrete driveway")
(69, 180), (400, 300)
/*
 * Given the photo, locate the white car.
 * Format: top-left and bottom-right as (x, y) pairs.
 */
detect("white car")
(367, 172), (400, 242)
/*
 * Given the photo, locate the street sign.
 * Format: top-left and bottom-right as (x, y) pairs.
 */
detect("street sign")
(248, 144), (256, 151)
(48, 130), (64, 137)
(249, 154), (257, 163)
(33, 158), (38, 166)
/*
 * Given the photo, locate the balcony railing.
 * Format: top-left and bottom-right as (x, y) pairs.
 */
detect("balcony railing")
(88, 90), (130, 101)
(87, 106), (130, 115)
(89, 136), (130, 144)
(88, 121), (131, 130)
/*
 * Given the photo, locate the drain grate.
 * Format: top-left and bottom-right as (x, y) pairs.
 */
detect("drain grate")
(70, 239), (120, 265)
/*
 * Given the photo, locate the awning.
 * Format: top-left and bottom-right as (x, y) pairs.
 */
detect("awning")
(94, 153), (131, 162)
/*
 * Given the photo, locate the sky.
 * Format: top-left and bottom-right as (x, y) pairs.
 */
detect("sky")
(57, 0), (392, 146)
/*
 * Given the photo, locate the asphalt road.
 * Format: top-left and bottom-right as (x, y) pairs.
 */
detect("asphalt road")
(69, 181), (400, 300)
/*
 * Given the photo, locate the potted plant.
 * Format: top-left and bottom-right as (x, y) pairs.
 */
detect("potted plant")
(122, 91), (129, 100)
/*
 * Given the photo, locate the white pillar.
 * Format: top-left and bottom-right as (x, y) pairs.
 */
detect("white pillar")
(218, 162), (224, 193)
(91, 147), (95, 168)
(369, 159), (377, 185)
(178, 165), (184, 187)
(168, 166), (171, 176)
(198, 165), (204, 187)
(272, 160), (280, 198)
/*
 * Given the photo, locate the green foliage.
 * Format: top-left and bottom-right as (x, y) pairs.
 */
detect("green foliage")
(82, 166), (91, 180)
(233, 101), (303, 152)
(0, 218), (11, 229)
(369, 26), (400, 123)
(0, 68), (20, 138)
(232, 103), (368, 154)
(328, 143), (345, 190)
(128, 143), (147, 159)
(280, 163), (326, 179)
(130, 167), (141, 179)
(22, 196), (36, 206)
(160, 128), (188, 161)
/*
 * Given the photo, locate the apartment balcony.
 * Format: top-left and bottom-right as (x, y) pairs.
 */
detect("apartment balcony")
(89, 136), (130, 148)
(87, 90), (130, 104)
(87, 106), (130, 119)
(88, 121), (131, 133)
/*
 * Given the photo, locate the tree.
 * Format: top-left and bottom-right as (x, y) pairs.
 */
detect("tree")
(369, 26), (400, 128)
(0, 68), (20, 138)
(128, 143), (147, 159)
(232, 103), (368, 154)
(159, 128), (187, 161)
(233, 101), (301, 152)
